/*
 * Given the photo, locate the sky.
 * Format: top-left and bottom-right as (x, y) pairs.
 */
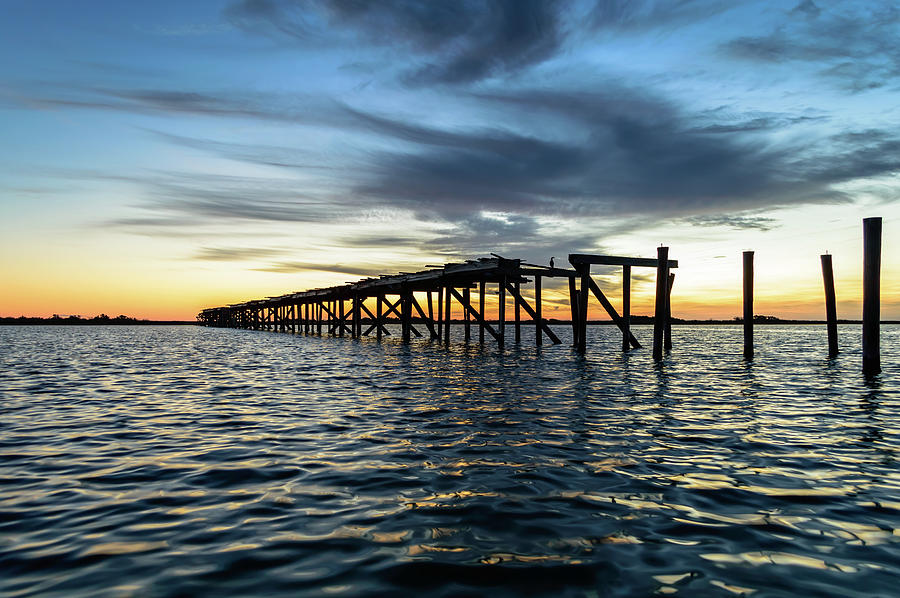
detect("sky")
(1, 0), (898, 321)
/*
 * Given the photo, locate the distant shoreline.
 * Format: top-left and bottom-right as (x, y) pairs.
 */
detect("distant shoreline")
(0, 317), (196, 325)
(4, 318), (897, 326)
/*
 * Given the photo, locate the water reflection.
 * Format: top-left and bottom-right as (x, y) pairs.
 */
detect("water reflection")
(0, 324), (898, 597)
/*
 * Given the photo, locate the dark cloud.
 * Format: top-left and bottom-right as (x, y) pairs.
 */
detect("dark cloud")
(725, 2), (900, 91)
(350, 87), (794, 220)
(226, 0), (567, 85)
(75, 83), (897, 246)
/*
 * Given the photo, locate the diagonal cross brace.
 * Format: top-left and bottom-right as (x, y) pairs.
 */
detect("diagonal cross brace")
(358, 299), (391, 337)
(410, 296), (437, 338)
(363, 297), (421, 337)
(449, 287), (501, 342)
(503, 282), (562, 345)
(586, 277), (641, 349)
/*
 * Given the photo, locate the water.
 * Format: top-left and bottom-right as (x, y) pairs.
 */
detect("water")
(1, 324), (898, 597)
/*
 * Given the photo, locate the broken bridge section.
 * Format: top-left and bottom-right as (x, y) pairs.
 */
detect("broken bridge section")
(199, 250), (677, 360)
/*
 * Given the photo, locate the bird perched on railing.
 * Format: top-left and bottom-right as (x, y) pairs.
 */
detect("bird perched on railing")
(550, 257), (555, 268)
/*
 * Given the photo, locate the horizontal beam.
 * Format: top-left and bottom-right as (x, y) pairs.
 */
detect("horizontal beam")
(568, 254), (678, 269)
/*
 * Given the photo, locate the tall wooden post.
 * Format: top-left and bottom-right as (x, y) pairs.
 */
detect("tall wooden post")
(317, 302), (322, 335)
(479, 281), (486, 344)
(376, 295), (383, 341)
(622, 265), (631, 352)
(535, 275), (542, 347)
(427, 291), (436, 339)
(444, 286), (452, 345)
(743, 251), (754, 360)
(514, 281), (521, 343)
(498, 277), (506, 349)
(339, 299), (345, 337)
(402, 291), (412, 343)
(863, 217), (881, 375)
(665, 272), (675, 351)
(568, 276), (579, 347)
(437, 286), (443, 342)
(821, 254), (838, 357)
(577, 264), (590, 354)
(464, 287), (471, 342)
(653, 247), (670, 362)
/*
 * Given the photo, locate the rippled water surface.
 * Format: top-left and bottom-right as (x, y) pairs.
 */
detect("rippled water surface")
(2, 324), (899, 597)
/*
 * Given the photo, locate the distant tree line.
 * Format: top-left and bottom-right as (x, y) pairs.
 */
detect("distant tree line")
(0, 315), (194, 325)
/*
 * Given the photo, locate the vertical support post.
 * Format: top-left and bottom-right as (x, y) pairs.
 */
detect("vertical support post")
(498, 277), (506, 349)
(514, 281), (521, 343)
(863, 217), (882, 375)
(376, 295), (383, 341)
(464, 287), (471, 342)
(351, 295), (358, 338)
(568, 276), (579, 347)
(437, 286), (443, 341)
(742, 250), (754, 361)
(427, 291), (436, 339)
(821, 254), (838, 357)
(401, 291), (411, 343)
(665, 272), (675, 352)
(444, 286), (452, 345)
(622, 265), (631, 352)
(479, 281), (486, 344)
(339, 299), (345, 337)
(577, 265), (590, 354)
(317, 302), (322, 335)
(653, 246), (670, 362)
(535, 275), (542, 347)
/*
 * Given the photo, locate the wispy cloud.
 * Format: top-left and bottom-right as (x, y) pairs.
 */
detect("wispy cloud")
(226, 0), (569, 85)
(192, 246), (285, 261)
(724, 1), (900, 91)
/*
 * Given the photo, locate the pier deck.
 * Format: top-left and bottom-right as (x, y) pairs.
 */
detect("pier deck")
(199, 253), (676, 354)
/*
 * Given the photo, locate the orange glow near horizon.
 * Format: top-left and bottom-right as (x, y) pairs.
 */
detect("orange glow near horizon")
(3, 207), (898, 321)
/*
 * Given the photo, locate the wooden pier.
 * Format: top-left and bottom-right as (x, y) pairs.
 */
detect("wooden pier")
(198, 253), (677, 356)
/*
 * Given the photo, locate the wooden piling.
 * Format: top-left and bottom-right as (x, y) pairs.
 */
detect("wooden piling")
(665, 272), (674, 352)
(464, 287), (471, 342)
(820, 254), (838, 357)
(568, 277), (579, 347)
(444, 286), (452, 345)
(863, 217), (881, 375)
(498, 277), (506, 349)
(479, 281), (486, 344)
(376, 295), (383, 341)
(514, 281), (521, 343)
(577, 264), (590, 354)
(535, 275), (542, 347)
(652, 246), (669, 362)
(743, 251), (754, 360)
(622, 265), (631, 352)
(401, 291), (411, 343)
(427, 291), (436, 339)
(437, 286), (443, 342)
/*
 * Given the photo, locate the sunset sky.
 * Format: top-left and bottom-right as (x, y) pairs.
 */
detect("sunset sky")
(1, 0), (898, 321)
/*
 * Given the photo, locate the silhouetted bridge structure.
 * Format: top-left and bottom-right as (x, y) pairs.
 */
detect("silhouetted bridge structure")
(198, 251), (679, 359)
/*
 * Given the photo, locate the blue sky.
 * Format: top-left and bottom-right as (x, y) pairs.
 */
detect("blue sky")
(1, 0), (898, 319)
